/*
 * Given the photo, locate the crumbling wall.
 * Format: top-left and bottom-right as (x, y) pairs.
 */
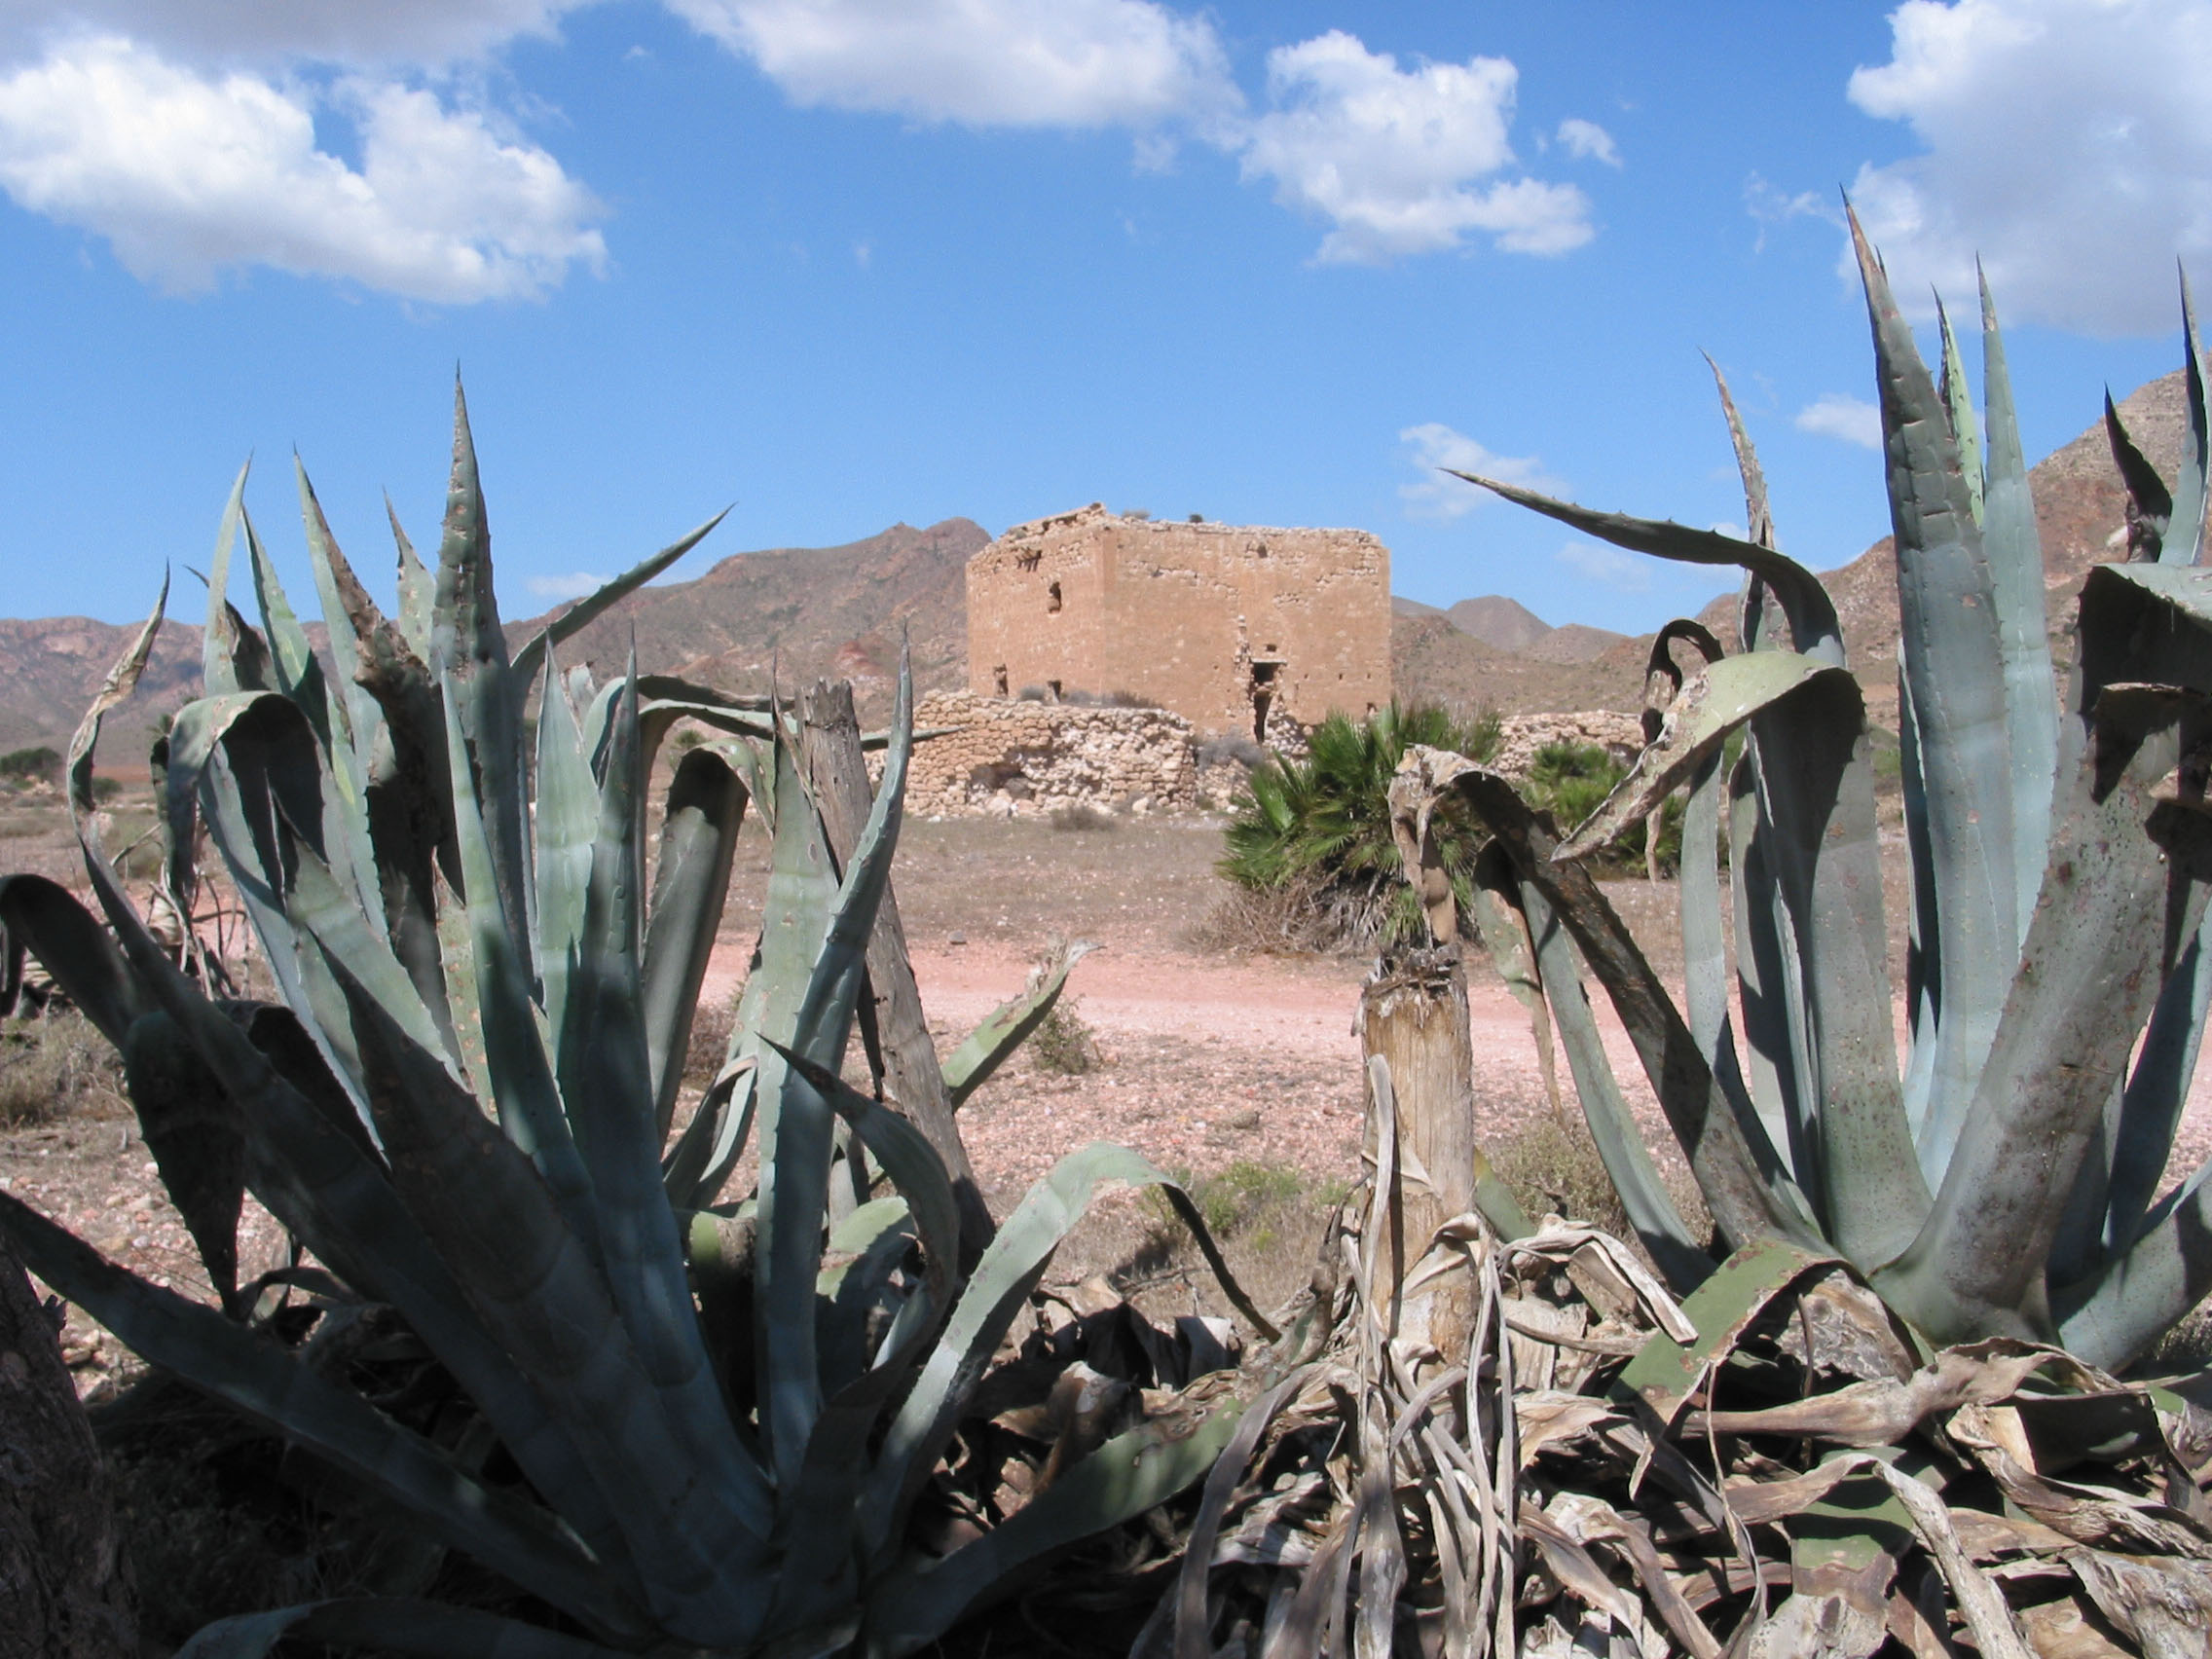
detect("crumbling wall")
(966, 504), (1391, 737)
(1491, 711), (1645, 780)
(906, 690), (1202, 818)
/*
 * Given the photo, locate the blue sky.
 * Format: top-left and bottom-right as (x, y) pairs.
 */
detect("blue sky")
(0, 1), (2202, 636)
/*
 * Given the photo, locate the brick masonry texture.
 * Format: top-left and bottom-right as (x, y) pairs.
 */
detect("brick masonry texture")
(966, 504), (1392, 739)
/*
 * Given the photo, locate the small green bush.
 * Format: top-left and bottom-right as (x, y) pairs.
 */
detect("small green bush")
(0, 746), (60, 788)
(1028, 998), (1100, 1075)
(1524, 741), (1683, 876)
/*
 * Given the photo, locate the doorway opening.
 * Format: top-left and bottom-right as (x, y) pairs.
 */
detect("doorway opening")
(1249, 657), (1284, 743)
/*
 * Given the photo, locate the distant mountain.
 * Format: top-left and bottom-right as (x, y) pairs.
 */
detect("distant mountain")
(528, 518), (987, 723)
(1447, 596), (1554, 653)
(0, 518), (988, 765)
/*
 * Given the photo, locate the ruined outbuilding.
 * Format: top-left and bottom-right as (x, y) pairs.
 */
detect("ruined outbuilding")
(965, 504), (1391, 739)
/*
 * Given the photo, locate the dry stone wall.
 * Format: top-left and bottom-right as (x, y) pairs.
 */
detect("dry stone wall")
(1490, 712), (1645, 780)
(906, 690), (1208, 818)
(966, 504), (1391, 738)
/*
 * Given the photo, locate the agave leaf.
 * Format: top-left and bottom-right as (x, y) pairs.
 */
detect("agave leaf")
(1517, 876), (1714, 1289)
(429, 377), (533, 971)
(642, 746), (749, 1137)
(1883, 690), (2207, 1346)
(757, 658), (912, 1487)
(2106, 393), (2175, 561)
(866, 1400), (1248, 1659)
(1620, 1236), (1844, 1426)
(1397, 749), (1817, 1268)
(551, 665), (771, 1532)
(1976, 271), (2060, 939)
(1467, 839), (1561, 1127)
(532, 652), (597, 1045)
(940, 939), (1098, 1111)
(2097, 925), (2212, 1259)
(68, 575), (168, 824)
(0, 1193), (646, 1643)
(1741, 663), (1923, 1270)
(1727, 746), (1811, 1172)
(63, 795), (645, 1598)
(1894, 568), (2212, 1346)
(864, 1143), (1268, 1561)
(387, 496), (435, 660)
(1896, 667), (1944, 1133)
(120, 1011), (246, 1314)
(509, 510), (728, 698)
(1704, 354), (1774, 556)
(432, 676), (599, 1262)
(0, 872), (154, 1045)
(2170, 270), (2209, 568)
(176, 1599), (626, 1658)
(201, 463), (253, 696)
(1445, 470), (1844, 666)
(1853, 207), (2019, 1183)
(1936, 295), (1985, 527)
(299, 914), (772, 1639)
(1555, 650), (1849, 861)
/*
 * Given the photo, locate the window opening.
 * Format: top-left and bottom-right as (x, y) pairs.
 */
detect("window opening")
(1047, 580), (1062, 613)
(992, 665), (1009, 696)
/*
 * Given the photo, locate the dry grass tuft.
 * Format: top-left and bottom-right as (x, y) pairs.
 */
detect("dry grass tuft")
(0, 1010), (128, 1126)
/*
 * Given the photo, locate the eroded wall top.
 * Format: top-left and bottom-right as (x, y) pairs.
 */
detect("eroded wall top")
(966, 503), (1390, 736)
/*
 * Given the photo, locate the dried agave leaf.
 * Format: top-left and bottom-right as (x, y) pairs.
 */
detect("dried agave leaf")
(2068, 1550), (2212, 1659)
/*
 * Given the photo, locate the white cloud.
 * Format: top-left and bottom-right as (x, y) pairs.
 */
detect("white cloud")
(527, 571), (612, 601)
(1847, 0), (2212, 333)
(1398, 423), (1559, 520)
(0, 36), (606, 301)
(1557, 538), (1650, 594)
(1556, 116), (1618, 166)
(665, 0), (1238, 127)
(1239, 31), (1591, 262)
(1793, 393), (1883, 449)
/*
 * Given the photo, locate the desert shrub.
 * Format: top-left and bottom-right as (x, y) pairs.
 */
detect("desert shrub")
(0, 746), (60, 788)
(0, 1010), (129, 1125)
(1048, 802), (1116, 832)
(681, 989), (740, 1093)
(1101, 689), (1160, 709)
(1524, 741), (1682, 876)
(1016, 685), (1047, 702)
(1216, 702), (1501, 951)
(1197, 733), (1267, 771)
(1028, 997), (1100, 1075)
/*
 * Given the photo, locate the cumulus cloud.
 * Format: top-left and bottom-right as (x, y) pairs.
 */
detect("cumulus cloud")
(1556, 116), (1618, 166)
(1557, 539), (1650, 594)
(1794, 393), (1883, 449)
(1239, 31), (1591, 262)
(665, 0), (1238, 127)
(0, 36), (606, 300)
(1398, 423), (1559, 519)
(1847, 0), (2212, 333)
(527, 570), (613, 601)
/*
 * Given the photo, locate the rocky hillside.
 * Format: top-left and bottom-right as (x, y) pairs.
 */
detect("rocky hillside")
(0, 518), (988, 765)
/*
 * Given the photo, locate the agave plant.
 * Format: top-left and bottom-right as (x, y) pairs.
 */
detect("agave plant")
(0, 387), (1271, 1656)
(1389, 214), (2212, 1371)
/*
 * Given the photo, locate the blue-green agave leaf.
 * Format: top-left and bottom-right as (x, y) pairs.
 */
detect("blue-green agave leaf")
(1936, 294), (1985, 527)
(1447, 470), (1844, 666)
(1852, 207), (2019, 1183)
(387, 496), (435, 660)
(0, 1194), (646, 1643)
(0, 872), (154, 1045)
(201, 462), (253, 696)
(2169, 270), (2209, 567)
(865, 1400), (1248, 1659)
(1976, 269), (2059, 940)
(642, 746), (749, 1137)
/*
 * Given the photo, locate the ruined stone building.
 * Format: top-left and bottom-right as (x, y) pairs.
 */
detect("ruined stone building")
(964, 504), (1391, 739)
